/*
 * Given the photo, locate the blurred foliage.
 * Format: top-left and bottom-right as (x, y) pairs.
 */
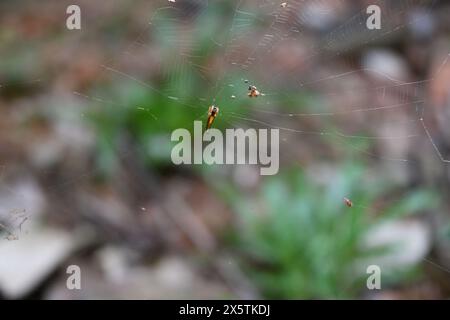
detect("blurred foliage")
(87, 1), (258, 176)
(83, 0), (443, 299)
(215, 164), (439, 299)
(88, 79), (253, 176)
(1, 0), (449, 300)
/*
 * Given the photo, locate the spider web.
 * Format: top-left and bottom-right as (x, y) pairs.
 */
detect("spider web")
(70, 0), (450, 280)
(1, 0), (450, 293)
(0, 77), (42, 241)
(75, 0), (448, 165)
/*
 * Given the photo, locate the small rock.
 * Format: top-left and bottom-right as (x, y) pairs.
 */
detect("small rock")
(0, 227), (82, 298)
(362, 49), (410, 83)
(361, 219), (431, 271)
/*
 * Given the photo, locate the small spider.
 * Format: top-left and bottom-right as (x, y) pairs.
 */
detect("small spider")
(343, 197), (353, 208)
(248, 85), (261, 98)
(206, 105), (219, 130)
(280, 2), (288, 8)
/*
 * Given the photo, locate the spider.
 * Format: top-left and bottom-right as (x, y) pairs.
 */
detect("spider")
(343, 197), (353, 207)
(206, 105), (219, 130)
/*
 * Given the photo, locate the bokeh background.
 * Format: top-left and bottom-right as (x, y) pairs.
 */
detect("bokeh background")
(1, 0), (450, 299)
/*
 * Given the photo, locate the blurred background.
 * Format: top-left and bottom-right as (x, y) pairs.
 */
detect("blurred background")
(1, 0), (450, 299)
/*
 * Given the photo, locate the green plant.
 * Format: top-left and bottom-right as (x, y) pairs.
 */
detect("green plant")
(216, 164), (438, 299)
